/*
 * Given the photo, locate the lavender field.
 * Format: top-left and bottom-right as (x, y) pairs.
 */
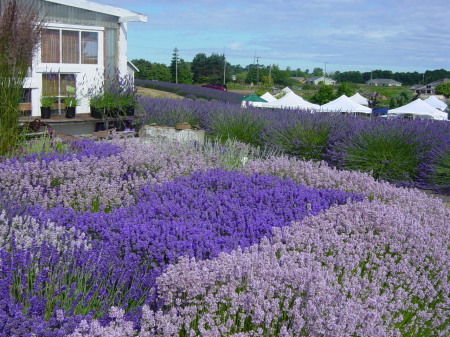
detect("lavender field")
(0, 135), (448, 337)
(137, 97), (450, 194)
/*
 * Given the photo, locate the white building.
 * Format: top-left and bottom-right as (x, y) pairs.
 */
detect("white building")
(305, 76), (336, 85)
(24, 0), (147, 117)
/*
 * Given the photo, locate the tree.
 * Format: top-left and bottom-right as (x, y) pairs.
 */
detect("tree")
(310, 85), (335, 105)
(131, 59), (152, 79)
(0, 0), (44, 154)
(312, 67), (323, 76)
(435, 82), (450, 97)
(170, 47), (180, 83)
(191, 53), (208, 83)
(336, 82), (355, 97)
(389, 90), (414, 108)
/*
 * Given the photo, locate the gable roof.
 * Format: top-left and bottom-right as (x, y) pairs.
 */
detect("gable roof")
(44, 0), (147, 22)
(414, 78), (450, 90)
(366, 78), (402, 85)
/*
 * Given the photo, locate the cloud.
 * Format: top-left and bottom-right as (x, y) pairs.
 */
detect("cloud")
(96, 0), (450, 71)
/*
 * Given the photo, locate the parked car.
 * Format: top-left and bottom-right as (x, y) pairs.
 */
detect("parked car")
(201, 83), (228, 91)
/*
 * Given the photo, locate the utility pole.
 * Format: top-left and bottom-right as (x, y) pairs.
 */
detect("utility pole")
(223, 54), (226, 85)
(173, 47), (179, 84)
(324, 62), (328, 83)
(269, 64), (273, 84)
(256, 56), (261, 85)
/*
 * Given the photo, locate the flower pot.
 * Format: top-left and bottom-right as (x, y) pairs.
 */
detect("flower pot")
(40, 107), (51, 119)
(65, 106), (76, 118)
(90, 106), (103, 119)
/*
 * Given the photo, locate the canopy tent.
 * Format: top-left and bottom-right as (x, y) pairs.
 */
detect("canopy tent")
(388, 98), (448, 120)
(349, 93), (369, 106)
(423, 96), (448, 111)
(238, 94), (267, 108)
(261, 92), (277, 102)
(281, 87), (293, 93)
(262, 91), (320, 110)
(372, 107), (389, 115)
(249, 92), (277, 107)
(320, 95), (372, 114)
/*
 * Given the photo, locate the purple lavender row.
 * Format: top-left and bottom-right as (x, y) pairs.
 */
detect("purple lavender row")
(67, 156), (449, 336)
(137, 97), (450, 193)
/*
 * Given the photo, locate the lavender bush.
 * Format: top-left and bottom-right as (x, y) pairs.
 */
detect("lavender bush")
(137, 97), (450, 192)
(1, 138), (448, 336)
(135, 79), (242, 103)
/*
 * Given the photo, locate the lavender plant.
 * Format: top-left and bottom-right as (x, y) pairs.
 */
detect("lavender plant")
(135, 79), (242, 103)
(330, 121), (429, 183)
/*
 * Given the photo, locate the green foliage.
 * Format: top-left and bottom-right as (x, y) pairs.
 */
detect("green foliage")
(209, 109), (266, 147)
(40, 96), (55, 108)
(428, 147), (450, 192)
(339, 126), (424, 182)
(310, 85), (335, 104)
(272, 121), (331, 161)
(334, 70), (365, 84)
(63, 96), (79, 108)
(389, 90), (414, 108)
(203, 136), (280, 170)
(170, 48), (193, 84)
(0, 0), (43, 155)
(435, 82), (450, 97)
(191, 52), (229, 84)
(336, 82), (356, 97)
(131, 59), (171, 82)
(5, 134), (69, 159)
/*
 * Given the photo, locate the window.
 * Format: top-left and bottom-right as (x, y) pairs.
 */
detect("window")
(41, 29), (60, 63)
(81, 32), (98, 64)
(42, 73), (76, 112)
(41, 29), (98, 64)
(62, 30), (79, 64)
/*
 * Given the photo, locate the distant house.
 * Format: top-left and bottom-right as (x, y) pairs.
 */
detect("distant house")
(413, 78), (450, 95)
(305, 76), (336, 85)
(291, 77), (306, 83)
(366, 78), (402, 86)
(23, 0), (147, 117)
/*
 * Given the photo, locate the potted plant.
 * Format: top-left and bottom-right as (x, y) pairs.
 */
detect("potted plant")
(40, 96), (55, 119)
(63, 96), (79, 118)
(89, 94), (105, 119)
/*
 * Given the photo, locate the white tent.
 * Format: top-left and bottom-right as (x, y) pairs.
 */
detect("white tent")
(349, 93), (369, 106)
(423, 96), (448, 111)
(388, 98), (448, 120)
(281, 87), (293, 93)
(261, 92), (277, 102)
(321, 95), (372, 114)
(262, 91), (320, 110)
(250, 92), (277, 107)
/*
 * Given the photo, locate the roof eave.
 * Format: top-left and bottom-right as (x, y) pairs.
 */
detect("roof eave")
(44, 0), (148, 23)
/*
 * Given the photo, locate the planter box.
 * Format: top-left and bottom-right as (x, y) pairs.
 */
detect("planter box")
(138, 125), (205, 145)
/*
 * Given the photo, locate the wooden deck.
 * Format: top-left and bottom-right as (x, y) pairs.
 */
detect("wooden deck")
(19, 113), (135, 136)
(19, 113), (101, 124)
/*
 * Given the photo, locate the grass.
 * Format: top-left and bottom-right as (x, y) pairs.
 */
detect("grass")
(137, 86), (183, 100)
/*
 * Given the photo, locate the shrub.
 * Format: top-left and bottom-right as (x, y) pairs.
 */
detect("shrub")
(207, 107), (267, 146)
(332, 122), (429, 183)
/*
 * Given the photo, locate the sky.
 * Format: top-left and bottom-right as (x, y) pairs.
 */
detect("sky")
(94, 0), (450, 73)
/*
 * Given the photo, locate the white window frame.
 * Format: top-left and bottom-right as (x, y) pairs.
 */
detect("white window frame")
(40, 23), (104, 66)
